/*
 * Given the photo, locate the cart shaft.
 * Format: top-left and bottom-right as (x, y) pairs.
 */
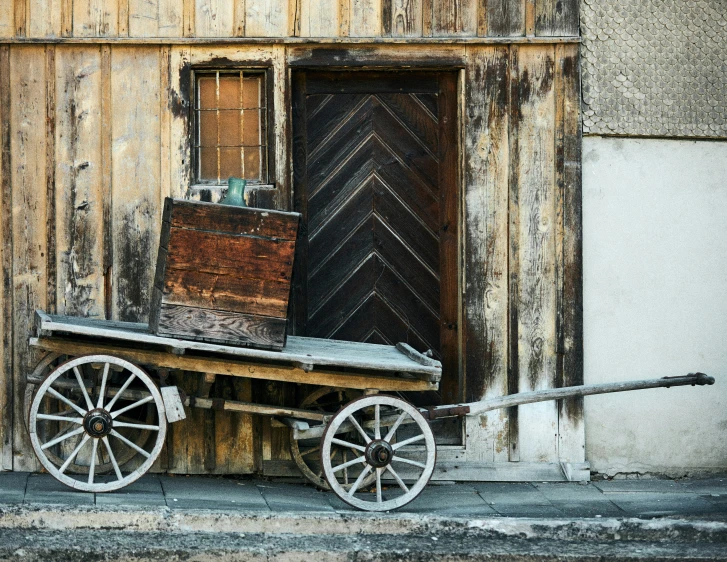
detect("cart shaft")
(425, 373), (714, 419)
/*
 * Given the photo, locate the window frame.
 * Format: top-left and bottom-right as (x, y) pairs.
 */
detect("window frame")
(189, 64), (275, 189)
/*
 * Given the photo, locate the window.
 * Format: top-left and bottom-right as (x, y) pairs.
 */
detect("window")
(194, 70), (267, 185)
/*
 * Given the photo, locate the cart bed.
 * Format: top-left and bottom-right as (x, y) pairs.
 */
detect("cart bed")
(32, 311), (441, 390)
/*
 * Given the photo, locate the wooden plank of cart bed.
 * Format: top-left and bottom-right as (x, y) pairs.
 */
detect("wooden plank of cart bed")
(34, 311), (441, 382)
(29, 337), (438, 392)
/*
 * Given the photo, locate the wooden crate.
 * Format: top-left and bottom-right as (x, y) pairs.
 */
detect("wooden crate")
(149, 198), (300, 350)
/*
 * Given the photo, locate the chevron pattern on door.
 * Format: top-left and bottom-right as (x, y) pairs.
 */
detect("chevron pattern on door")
(293, 72), (458, 397)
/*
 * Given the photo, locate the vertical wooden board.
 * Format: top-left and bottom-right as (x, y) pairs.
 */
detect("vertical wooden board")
(100, 46), (112, 319)
(462, 46), (510, 462)
(160, 46), (172, 202)
(129, 0), (183, 37)
(45, 47), (56, 314)
(536, 0), (578, 37)
(386, 0), (422, 37)
(299, 0), (339, 37)
(111, 47), (161, 323)
(129, 0), (160, 36)
(195, 0), (235, 37)
(0, 2), (14, 37)
(167, 372), (207, 473)
(10, 46), (48, 471)
(54, 46), (105, 319)
(556, 43), (584, 462)
(245, 0), (288, 37)
(513, 45), (558, 463)
(431, 0), (476, 36)
(271, 45), (287, 205)
(485, 0), (524, 37)
(0, 46), (12, 470)
(73, 0), (119, 36)
(349, 0), (381, 37)
(27, 0), (63, 37)
(214, 378), (255, 473)
(169, 47), (192, 199)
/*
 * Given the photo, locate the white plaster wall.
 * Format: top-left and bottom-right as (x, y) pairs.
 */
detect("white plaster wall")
(583, 136), (727, 476)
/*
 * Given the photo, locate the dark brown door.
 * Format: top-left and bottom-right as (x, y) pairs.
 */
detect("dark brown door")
(292, 71), (459, 401)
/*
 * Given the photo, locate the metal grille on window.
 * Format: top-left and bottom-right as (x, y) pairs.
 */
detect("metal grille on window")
(195, 71), (266, 184)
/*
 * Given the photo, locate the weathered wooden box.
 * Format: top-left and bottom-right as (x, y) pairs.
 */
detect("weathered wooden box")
(149, 198), (300, 350)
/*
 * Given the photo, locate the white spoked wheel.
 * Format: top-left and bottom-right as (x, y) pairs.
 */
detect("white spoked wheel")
(321, 395), (436, 512)
(28, 354), (167, 492)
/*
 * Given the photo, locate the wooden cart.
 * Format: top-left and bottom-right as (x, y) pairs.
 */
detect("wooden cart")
(26, 310), (714, 512)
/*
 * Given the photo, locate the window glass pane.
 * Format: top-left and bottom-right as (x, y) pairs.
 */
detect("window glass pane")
(198, 76), (216, 109)
(218, 76), (240, 109)
(199, 147), (218, 181)
(242, 109), (261, 147)
(218, 109), (241, 147)
(242, 76), (262, 108)
(219, 148), (242, 179)
(199, 110), (218, 147)
(244, 147), (261, 180)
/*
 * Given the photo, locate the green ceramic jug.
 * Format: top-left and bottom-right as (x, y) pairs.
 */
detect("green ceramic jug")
(221, 177), (246, 207)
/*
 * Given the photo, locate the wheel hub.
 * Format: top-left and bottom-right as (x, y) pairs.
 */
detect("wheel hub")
(83, 409), (113, 438)
(365, 440), (393, 468)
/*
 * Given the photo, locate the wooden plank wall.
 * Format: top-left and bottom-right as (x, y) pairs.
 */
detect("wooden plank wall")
(0, 0), (579, 39)
(0, 41), (582, 474)
(0, 0), (581, 475)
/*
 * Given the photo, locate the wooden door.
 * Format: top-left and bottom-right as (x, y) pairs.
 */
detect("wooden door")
(292, 71), (459, 401)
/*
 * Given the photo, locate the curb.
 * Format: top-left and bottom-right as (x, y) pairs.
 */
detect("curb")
(1, 504), (726, 543)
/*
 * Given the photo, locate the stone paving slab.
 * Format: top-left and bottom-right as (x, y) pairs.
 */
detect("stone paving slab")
(95, 476), (166, 507)
(592, 479), (685, 493)
(0, 472), (28, 504)
(160, 476), (269, 511)
(24, 474), (95, 506)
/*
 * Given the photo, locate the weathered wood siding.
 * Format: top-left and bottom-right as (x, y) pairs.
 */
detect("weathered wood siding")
(0, 41), (582, 475)
(0, 0), (582, 477)
(0, 0), (579, 39)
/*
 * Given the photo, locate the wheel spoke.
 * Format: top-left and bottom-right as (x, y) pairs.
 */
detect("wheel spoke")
(102, 436), (123, 480)
(342, 450), (348, 485)
(392, 433), (425, 450)
(347, 415), (371, 444)
(88, 438), (99, 485)
(110, 429), (151, 458)
(73, 367), (94, 411)
(376, 468), (382, 503)
(112, 421), (159, 431)
(347, 465), (373, 497)
(104, 373), (137, 411)
(59, 434), (90, 474)
(331, 454), (366, 474)
(384, 411), (408, 442)
(331, 437), (365, 452)
(385, 465), (409, 493)
(36, 414), (83, 424)
(46, 387), (86, 416)
(392, 455), (426, 469)
(300, 444), (320, 457)
(110, 395), (154, 419)
(374, 404), (381, 440)
(96, 363), (110, 409)
(40, 426), (85, 450)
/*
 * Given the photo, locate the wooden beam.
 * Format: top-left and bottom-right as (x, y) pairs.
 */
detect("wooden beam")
(30, 337), (438, 392)
(0, 45), (12, 470)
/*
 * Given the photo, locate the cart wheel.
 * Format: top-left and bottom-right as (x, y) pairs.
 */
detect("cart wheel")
(28, 354), (167, 492)
(290, 387), (376, 490)
(321, 395), (436, 512)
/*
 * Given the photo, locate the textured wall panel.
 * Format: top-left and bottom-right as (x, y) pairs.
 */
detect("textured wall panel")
(581, 0), (727, 138)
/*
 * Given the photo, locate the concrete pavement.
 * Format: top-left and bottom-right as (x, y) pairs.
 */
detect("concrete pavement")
(0, 472), (725, 560)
